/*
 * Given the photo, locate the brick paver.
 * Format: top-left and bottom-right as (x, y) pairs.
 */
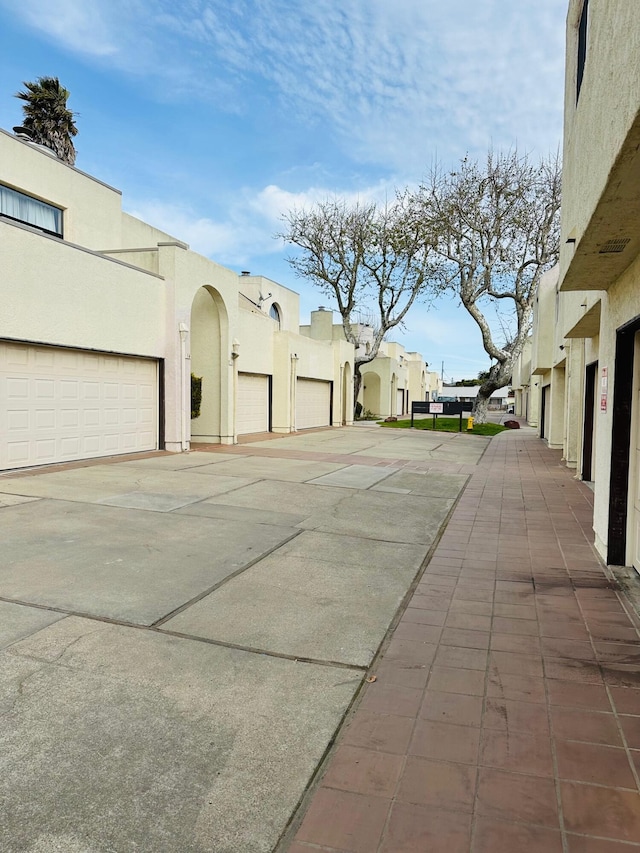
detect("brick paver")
(282, 429), (640, 852)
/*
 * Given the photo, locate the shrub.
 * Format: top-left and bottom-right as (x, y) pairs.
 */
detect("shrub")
(191, 373), (203, 419)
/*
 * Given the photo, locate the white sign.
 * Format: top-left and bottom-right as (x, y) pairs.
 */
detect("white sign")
(600, 366), (608, 413)
(430, 402), (444, 414)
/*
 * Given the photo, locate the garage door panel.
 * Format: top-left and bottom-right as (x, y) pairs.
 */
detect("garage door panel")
(237, 373), (269, 435)
(296, 378), (331, 429)
(8, 442), (29, 465)
(0, 341), (158, 470)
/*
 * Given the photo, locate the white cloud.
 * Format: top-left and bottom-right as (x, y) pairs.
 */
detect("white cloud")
(126, 199), (274, 265)
(0, 0), (117, 57)
(127, 178), (402, 265)
(3, 0), (566, 170)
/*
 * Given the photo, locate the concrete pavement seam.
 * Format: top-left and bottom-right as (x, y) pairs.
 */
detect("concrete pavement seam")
(149, 527), (305, 628)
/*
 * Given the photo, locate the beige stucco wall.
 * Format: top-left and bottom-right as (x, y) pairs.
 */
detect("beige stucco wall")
(560, 0), (640, 281)
(511, 338), (531, 420)
(238, 275), (301, 335)
(406, 353), (428, 407)
(118, 212), (183, 252)
(1, 219), (165, 357)
(0, 129), (124, 250)
(531, 267), (559, 375)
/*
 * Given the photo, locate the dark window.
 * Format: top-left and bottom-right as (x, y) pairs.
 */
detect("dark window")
(269, 303), (281, 327)
(577, 0), (589, 103)
(0, 184), (63, 237)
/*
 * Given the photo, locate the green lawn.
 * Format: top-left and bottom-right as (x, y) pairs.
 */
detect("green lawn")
(378, 417), (507, 436)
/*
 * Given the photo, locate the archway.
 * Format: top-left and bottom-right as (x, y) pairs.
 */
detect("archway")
(190, 286), (228, 443)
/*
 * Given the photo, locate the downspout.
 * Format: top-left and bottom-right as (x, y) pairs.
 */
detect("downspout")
(231, 339), (240, 444)
(179, 323), (190, 451)
(290, 353), (299, 432)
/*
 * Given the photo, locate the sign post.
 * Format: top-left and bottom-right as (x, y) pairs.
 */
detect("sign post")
(430, 401), (443, 429)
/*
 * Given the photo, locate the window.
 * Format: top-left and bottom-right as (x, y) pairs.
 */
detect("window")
(576, 0), (589, 103)
(269, 303), (281, 327)
(0, 184), (63, 237)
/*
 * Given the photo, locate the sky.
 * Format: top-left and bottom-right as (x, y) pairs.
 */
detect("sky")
(0, 0), (566, 383)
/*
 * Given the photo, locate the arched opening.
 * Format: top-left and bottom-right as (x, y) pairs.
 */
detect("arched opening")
(190, 285), (227, 443)
(342, 361), (352, 425)
(362, 371), (380, 416)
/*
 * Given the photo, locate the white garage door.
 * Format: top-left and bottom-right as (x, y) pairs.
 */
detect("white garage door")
(296, 378), (331, 429)
(237, 373), (269, 435)
(0, 341), (158, 471)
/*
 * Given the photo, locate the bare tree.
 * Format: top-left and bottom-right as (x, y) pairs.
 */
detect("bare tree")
(411, 150), (561, 422)
(280, 197), (437, 410)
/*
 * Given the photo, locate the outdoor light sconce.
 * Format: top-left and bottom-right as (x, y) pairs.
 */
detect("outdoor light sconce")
(231, 340), (240, 360)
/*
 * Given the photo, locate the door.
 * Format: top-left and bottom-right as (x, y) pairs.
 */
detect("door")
(631, 335), (640, 573)
(397, 389), (405, 416)
(582, 361), (597, 481)
(541, 384), (550, 440)
(0, 341), (158, 470)
(236, 373), (270, 435)
(296, 378), (331, 429)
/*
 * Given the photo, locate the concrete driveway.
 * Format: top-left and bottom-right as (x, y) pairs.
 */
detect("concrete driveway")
(0, 425), (487, 853)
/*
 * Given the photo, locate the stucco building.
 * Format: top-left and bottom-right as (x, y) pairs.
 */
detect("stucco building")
(0, 128), (354, 471)
(515, 0), (640, 569)
(300, 311), (434, 418)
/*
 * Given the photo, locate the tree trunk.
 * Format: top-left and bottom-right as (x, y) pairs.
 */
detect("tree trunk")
(472, 388), (493, 424)
(353, 364), (363, 415)
(473, 359), (513, 424)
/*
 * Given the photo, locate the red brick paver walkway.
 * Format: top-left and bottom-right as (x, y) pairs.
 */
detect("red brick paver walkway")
(283, 429), (640, 852)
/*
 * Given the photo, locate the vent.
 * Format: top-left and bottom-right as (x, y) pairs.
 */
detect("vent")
(599, 238), (630, 254)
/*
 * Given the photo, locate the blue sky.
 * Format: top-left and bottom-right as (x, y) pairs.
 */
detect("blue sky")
(0, 0), (566, 382)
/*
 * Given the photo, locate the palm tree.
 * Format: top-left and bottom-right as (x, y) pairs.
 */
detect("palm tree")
(15, 77), (78, 165)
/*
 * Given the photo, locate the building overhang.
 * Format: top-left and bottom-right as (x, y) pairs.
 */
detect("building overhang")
(564, 300), (602, 338)
(531, 366), (550, 375)
(560, 108), (640, 292)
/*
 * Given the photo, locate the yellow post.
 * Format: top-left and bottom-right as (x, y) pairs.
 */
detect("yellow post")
(467, 417), (474, 431)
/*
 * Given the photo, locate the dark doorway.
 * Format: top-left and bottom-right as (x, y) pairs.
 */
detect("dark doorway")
(582, 361), (597, 481)
(608, 316), (640, 565)
(540, 385), (550, 440)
